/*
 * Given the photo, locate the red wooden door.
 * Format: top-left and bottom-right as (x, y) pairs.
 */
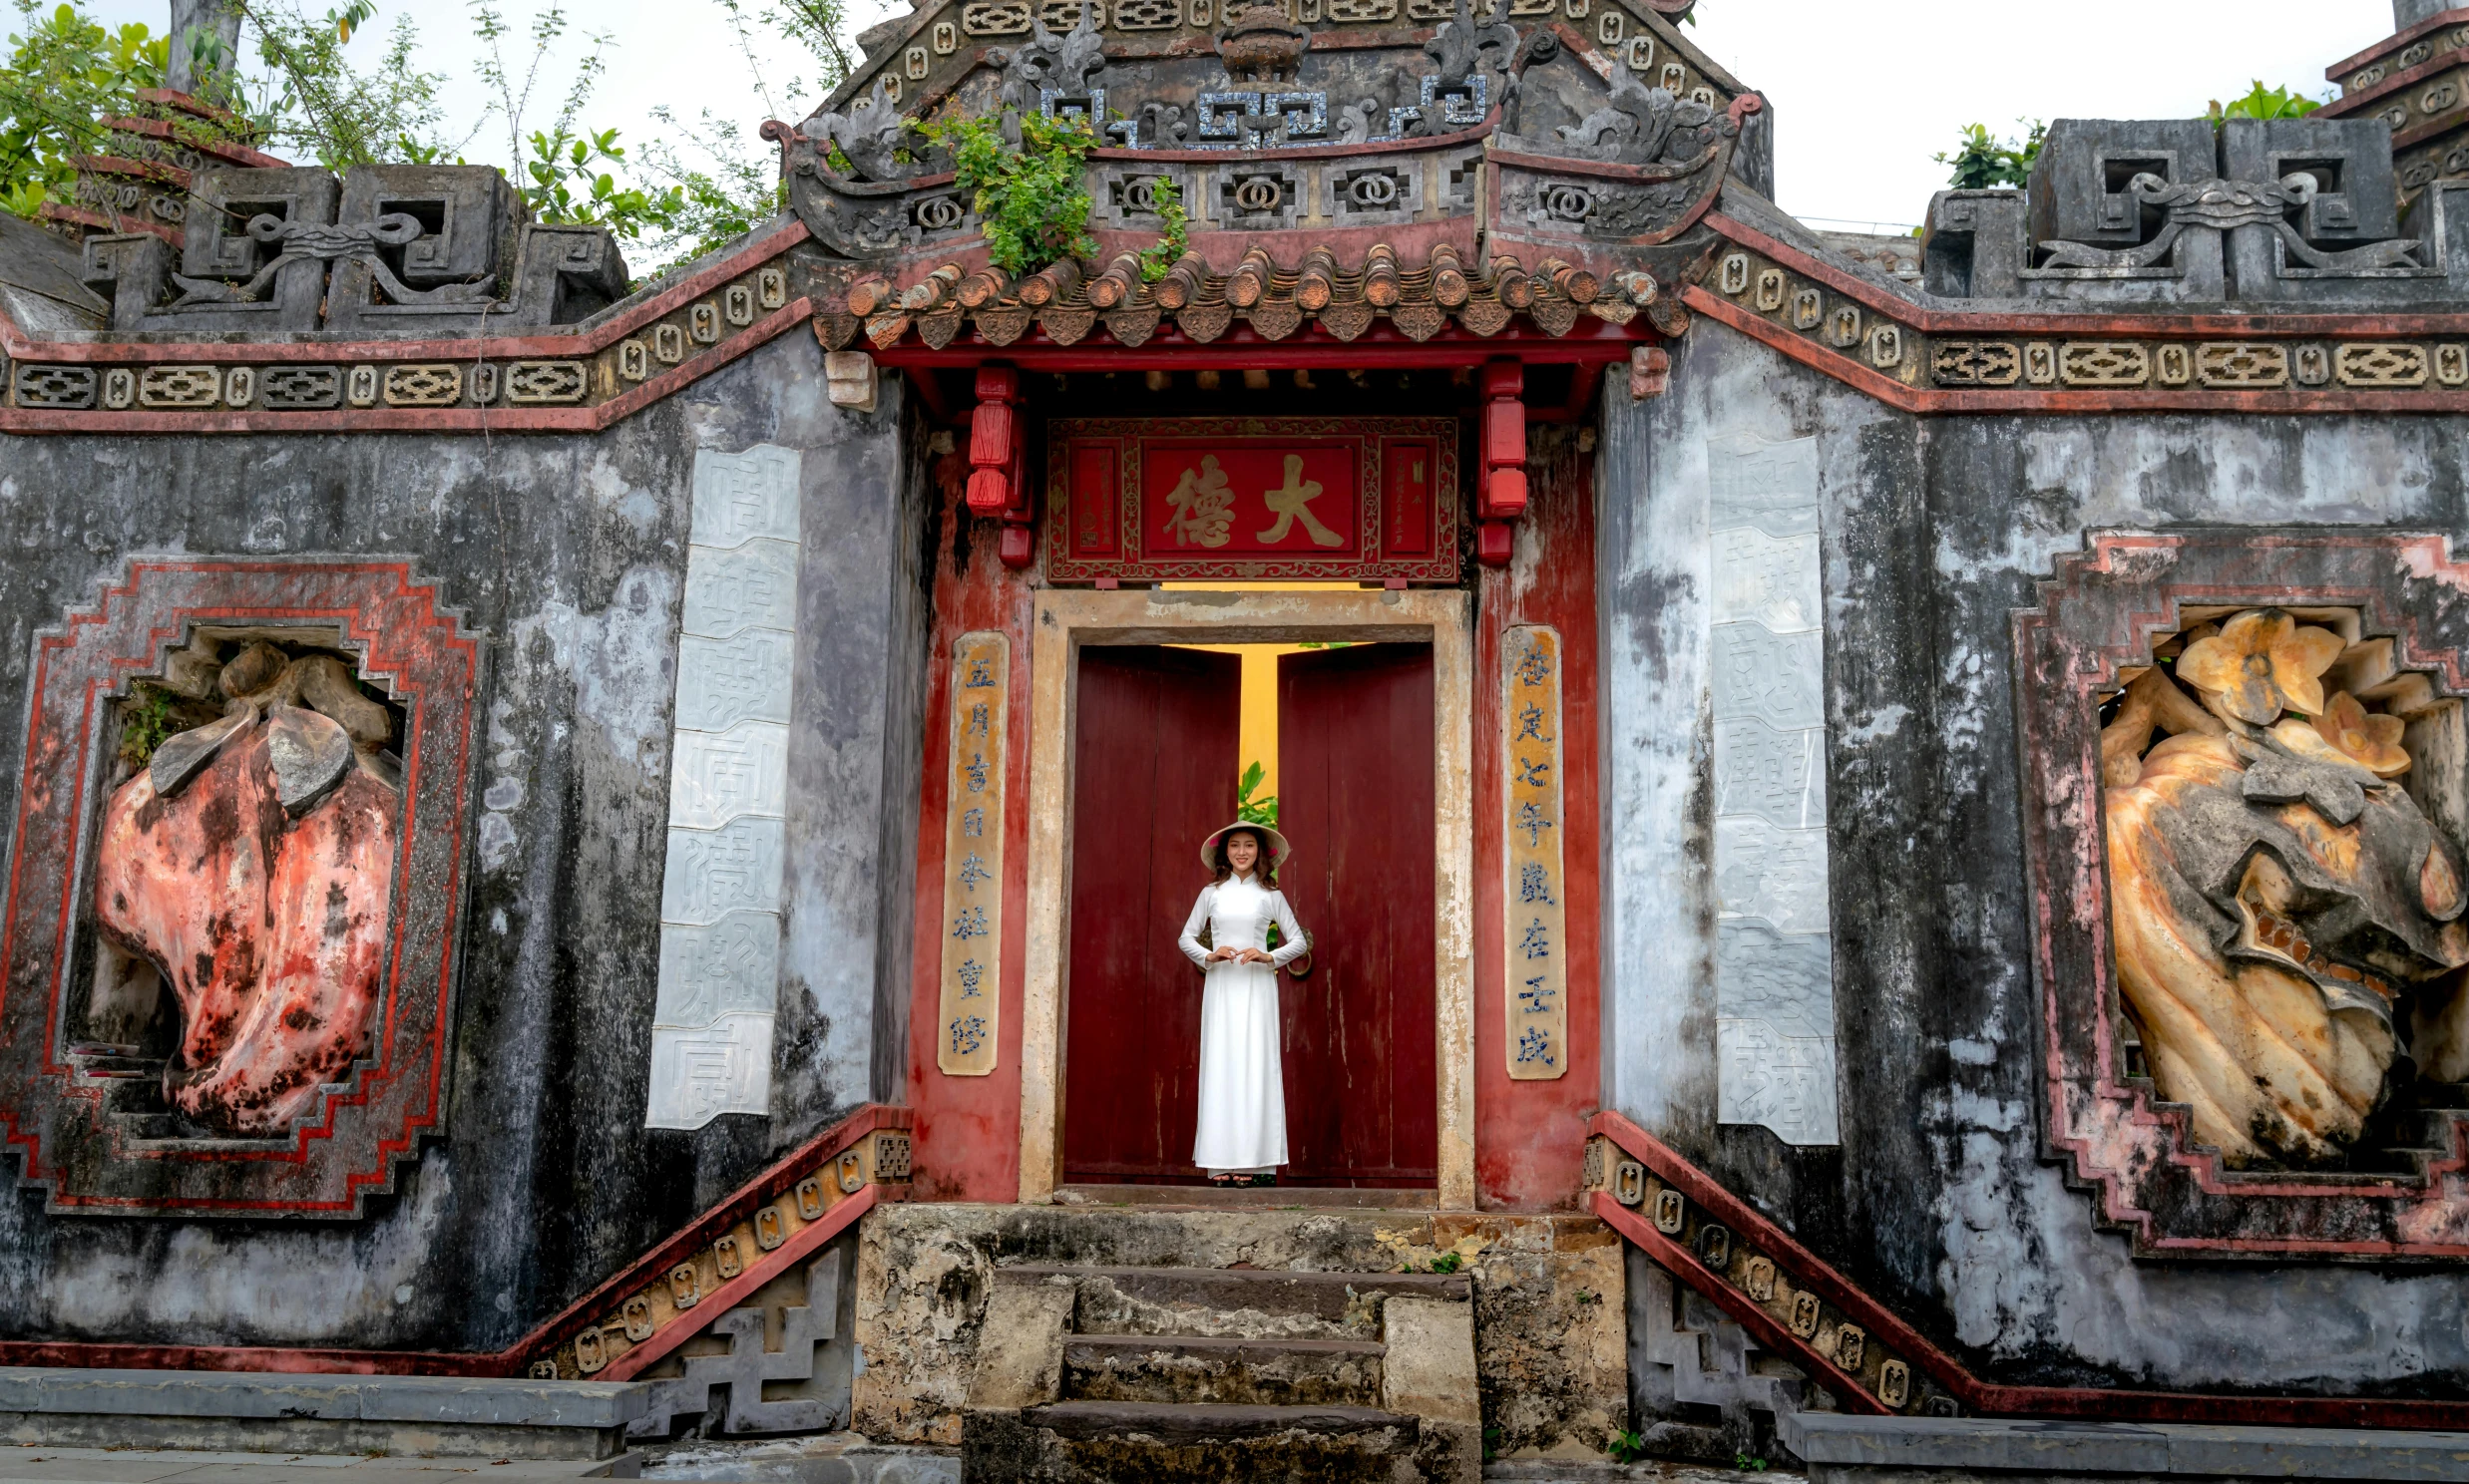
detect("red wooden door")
(1278, 644), (1438, 1187)
(1063, 646), (1242, 1182)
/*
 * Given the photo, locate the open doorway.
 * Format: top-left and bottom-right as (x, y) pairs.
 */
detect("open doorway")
(1060, 639), (1439, 1188)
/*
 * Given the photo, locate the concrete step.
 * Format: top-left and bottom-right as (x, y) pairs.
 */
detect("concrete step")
(1778, 1404), (2469, 1482)
(0, 1444), (637, 1480)
(1052, 1184), (1439, 1210)
(1002, 1264), (1469, 1339)
(1062, 1333), (1387, 1407)
(965, 1400), (1472, 1484)
(0, 1369), (648, 1463)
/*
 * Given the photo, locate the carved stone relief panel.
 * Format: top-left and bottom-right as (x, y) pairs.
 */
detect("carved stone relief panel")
(646, 446), (805, 1130)
(1706, 434), (1838, 1148)
(2016, 532), (2469, 1257)
(0, 560), (480, 1215)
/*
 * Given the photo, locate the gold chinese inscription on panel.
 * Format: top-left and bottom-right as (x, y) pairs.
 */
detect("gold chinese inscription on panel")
(1506, 625), (1567, 1080)
(938, 632), (1008, 1076)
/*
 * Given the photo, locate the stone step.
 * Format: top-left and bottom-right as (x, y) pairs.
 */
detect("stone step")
(0, 1368), (648, 1462)
(965, 1400), (1471, 1484)
(1062, 1333), (1387, 1407)
(1052, 1183), (1439, 1210)
(1002, 1264), (1468, 1339)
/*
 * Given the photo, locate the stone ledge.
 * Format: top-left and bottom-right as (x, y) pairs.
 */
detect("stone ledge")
(1780, 1407), (2469, 1481)
(0, 1370), (647, 1429)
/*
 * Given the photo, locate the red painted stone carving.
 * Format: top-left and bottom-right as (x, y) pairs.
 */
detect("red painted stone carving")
(92, 644), (402, 1137)
(0, 560), (480, 1215)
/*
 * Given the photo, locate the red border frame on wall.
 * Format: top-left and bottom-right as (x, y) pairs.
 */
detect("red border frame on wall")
(0, 559), (482, 1215)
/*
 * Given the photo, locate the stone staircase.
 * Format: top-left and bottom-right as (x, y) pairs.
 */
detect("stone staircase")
(1630, 1259), (1809, 1465)
(961, 1262), (1479, 1483)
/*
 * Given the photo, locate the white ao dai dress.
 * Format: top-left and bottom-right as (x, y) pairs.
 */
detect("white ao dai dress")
(1177, 874), (1310, 1172)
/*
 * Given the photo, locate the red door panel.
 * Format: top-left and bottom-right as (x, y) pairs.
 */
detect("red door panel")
(1063, 646), (1242, 1182)
(1278, 644), (1439, 1186)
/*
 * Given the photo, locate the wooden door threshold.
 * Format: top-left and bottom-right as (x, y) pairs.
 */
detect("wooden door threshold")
(1051, 1183), (1440, 1210)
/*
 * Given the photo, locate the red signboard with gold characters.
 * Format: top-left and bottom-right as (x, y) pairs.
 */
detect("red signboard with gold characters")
(1044, 417), (1460, 584)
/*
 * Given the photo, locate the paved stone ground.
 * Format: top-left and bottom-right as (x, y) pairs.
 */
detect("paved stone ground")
(0, 1439), (1811, 1482)
(1485, 1462), (1807, 1483)
(0, 1446), (628, 1482)
(635, 1436), (955, 1482)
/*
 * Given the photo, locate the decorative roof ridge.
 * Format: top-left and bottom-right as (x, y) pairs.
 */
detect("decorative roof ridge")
(0, 217), (813, 364)
(2326, 6), (2469, 82)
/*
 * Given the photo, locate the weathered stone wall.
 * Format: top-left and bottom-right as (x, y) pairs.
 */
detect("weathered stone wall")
(0, 333), (930, 1351)
(850, 1204), (1627, 1456)
(1599, 316), (2469, 1400)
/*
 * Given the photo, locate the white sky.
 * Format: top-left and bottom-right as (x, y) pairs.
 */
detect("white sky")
(76, 0), (2399, 230)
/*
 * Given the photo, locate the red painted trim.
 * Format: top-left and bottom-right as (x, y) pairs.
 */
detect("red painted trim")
(1708, 210), (2469, 337)
(1592, 1192), (1886, 1413)
(1685, 288), (1926, 412)
(505, 1104), (911, 1362)
(1471, 433), (1603, 1211)
(605, 1180), (879, 1372)
(905, 456), (1035, 1205)
(603, 1185), (879, 1381)
(1688, 281), (2469, 416)
(873, 318), (1650, 373)
(0, 219), (812, 366)
(0, 1103), (909, 1375)
(0, 299), (814, 437)
(2315, 51), (2463, 123)
(39, 203), (181, 246)
(2327, 9), (2469, 81)
(1589, 1111), (2469, 1429)
(99, 115), (286, 170)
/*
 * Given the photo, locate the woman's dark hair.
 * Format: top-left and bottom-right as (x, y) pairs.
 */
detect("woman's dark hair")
(1209, 828), (1279, 889)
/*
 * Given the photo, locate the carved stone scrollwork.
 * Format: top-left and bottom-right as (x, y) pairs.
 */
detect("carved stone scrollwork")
(803, 79), (926, 184)
(169, 211), (495, 310)
(1548, 62), (1719, 166)
(2038, 173), (2425, 274)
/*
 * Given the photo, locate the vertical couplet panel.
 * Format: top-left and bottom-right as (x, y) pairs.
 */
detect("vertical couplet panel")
(1061, 647), (1243, 1180)
(938, 633), (1010, 1075)
(1278, 644), (1440, 1186)
(1502, 626), (1568, 1078)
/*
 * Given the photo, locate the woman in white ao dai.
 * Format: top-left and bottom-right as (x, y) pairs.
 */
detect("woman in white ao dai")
(1177, 823), (1311, 1184)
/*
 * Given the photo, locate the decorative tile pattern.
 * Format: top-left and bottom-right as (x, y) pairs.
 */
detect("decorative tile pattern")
(1504, 625), (1566, 1080)
(646, 445), (804, 1130)
(938, 632), (1009, 1076)
(1706, 433), (1838, 1147)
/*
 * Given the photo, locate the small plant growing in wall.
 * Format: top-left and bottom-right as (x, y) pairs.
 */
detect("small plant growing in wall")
(1606, 1429), (1649, 1464)
(924, 109), (1186, 279)
(1135, 173), (1186, 281)
(927, 110), (1100, 275)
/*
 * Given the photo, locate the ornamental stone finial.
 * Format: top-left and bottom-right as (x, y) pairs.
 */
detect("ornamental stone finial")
(168, 0), (242, 97)
(2397, 0), (2450, 29)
